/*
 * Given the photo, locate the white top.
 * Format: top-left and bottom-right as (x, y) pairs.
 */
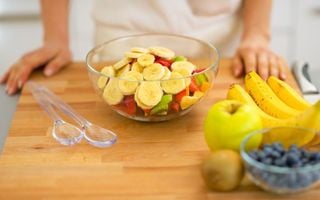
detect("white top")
(92, 0), (243, 56)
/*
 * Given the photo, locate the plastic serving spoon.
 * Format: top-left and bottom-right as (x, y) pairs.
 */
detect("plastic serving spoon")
(27, 81), (117, 148)
(29, 84), (84, 146)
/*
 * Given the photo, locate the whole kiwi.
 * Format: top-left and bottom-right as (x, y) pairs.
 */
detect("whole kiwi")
(201, 149), (244, 191)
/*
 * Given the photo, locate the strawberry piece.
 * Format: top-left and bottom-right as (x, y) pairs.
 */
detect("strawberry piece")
(175, 89), (189, 103)
(123, 95), (137, 115)
(155, 57), (172, 68)
(143, 108), (151, 116)
(170, 102), (180, 113)
(189, 78), (200, 93)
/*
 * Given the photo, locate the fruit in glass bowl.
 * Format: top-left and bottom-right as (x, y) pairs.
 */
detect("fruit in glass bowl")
(241, 127), (320, 194)
(85, 33), (219, 121)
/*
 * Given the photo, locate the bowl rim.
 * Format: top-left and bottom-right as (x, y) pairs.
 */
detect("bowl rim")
(240, 126), (320, 174)
(85, 33), (220, 82)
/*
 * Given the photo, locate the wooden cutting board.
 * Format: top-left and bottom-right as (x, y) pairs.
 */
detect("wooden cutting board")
(0, 59), (315, 200)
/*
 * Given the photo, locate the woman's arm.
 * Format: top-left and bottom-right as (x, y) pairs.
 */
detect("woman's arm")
(0, 0), (71, 95)
(232, 0), (287, 80)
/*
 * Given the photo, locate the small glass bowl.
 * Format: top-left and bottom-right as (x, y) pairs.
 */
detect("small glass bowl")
(240, 127), (320, 194)
(85, 33), (219, 122)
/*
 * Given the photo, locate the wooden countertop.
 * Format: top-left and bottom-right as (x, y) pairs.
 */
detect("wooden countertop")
(0, 59), (315, 199)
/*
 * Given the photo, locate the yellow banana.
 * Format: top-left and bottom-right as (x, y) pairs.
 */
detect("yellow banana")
(227, 83), (320, 131)
(226, 83), (281, 126)
(245, 72), (300, 119)
(267, 76), (311, 111)
(265, 100), (320, 131)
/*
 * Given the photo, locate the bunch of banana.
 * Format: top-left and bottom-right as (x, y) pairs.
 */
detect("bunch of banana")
(245, 72), (300, 118)
(227, 71), (320, 131)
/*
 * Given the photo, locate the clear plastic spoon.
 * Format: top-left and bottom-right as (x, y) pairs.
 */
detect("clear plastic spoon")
(29, 86), (84, 146)
(27, 81), (117, 148)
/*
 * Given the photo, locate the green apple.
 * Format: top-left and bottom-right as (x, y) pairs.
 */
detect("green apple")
(204, 100), (262, 152)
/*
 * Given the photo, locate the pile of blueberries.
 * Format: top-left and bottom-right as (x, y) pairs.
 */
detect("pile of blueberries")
(246, 142), (320, 191)
(249, 142), (320, 168)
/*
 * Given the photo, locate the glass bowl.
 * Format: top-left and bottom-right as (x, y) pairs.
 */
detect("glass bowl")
(240, 127), (320, 194)
(85, 33), (219, 121)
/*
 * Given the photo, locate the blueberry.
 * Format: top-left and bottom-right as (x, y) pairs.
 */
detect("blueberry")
(314, 153), (320, 161)
(262, 157), (273, 165)
(274, 157), (286, 167)
(288, 148), (302, 158)
(257, 151), (267, 161)
(270, 150), (281, 159)
(289, 144), (298, 151)
(310, 152), (318, 161)
(286, 153), (300, 167)
(301, 158), (309, 165)
(272, 142), (284, 153)
(248, 151), (258, 160)
(263, 146), (273, 156)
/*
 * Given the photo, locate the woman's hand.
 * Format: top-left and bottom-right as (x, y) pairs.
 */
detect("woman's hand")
(232, 34), (288, 80)
(0, 41), (71, 95)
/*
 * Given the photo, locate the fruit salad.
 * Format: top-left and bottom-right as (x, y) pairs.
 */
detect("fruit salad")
(96, 46), (211, 119)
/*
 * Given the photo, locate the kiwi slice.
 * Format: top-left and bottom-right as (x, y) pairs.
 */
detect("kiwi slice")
(194, 73), (208, 86)
(173, 56), (187, 62)
(150, 94), (173, 115)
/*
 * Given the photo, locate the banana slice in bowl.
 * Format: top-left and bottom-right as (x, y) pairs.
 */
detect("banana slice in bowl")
(149, 46), (175, 60)
(142, 63), (165, 81)
(118, 71), (143, 95)
(97, 66), (115, 89)
(103, 79), (124, 105)
(137, 82), (163, 107)
(161, 72), (186, 94)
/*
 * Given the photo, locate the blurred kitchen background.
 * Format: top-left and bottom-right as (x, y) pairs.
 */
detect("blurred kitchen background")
(1, 0), (320, 74)
(0, 0), (320, 147)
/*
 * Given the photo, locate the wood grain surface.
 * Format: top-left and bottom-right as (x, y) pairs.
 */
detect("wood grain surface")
(0, 59), (315, 200)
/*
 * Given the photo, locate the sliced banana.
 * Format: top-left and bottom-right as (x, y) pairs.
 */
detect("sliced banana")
(113, 57), (132, 70)
(137, 82), (163, 107)
(142, 63), (165, 80)
(171, 61), (196, 74)
(118, 71), (141, 95)
(97, 66), (115, 89)
(127, 70), (143, 81)
(137, 54), (155, 67)
(125, 52), (144, 59)
(160, 72), (186, 94)
(149, 46), (175, 60)
(134, 87), (153, 110)
(161, 67), (171, 80)
(103, 79), (124, 105)
(116, 64), (131, 77)
(131, 47), (149, 54)
(131, 62), (144, 73)
(173, 67), (192, 86)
